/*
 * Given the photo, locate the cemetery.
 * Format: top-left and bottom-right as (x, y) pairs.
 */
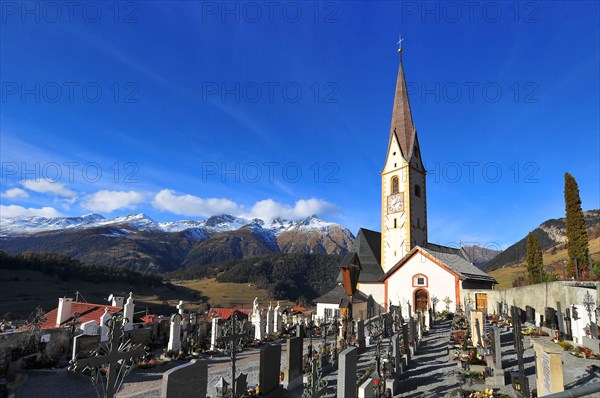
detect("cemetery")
(0, 282), (598, 398)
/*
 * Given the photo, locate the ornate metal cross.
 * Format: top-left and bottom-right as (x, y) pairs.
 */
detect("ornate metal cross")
(217, 313), (251, 397)
(69, 313), (145, 398)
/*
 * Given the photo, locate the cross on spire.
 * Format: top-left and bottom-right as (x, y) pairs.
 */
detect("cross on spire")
(397, 34), (404, 53)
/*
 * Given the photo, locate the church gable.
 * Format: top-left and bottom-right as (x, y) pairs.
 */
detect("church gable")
(336, 228), (383, 283)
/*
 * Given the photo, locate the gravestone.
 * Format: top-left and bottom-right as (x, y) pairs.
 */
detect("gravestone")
(533, 339), (564, 396)
(282, 337), (303, 390)
(470, 310), (484, 347)
(210, 317), (221, 351)
(357, 376), (374, 398)
(253, 312), (265, 340)
(259, 343), (281, 397)
(266, 303), (274, 335)
(556, 302), (566, 335)
(492, 325), (502, 370)
(401, 323), (411, 362)
(337, 347), (357, 398)
(99, 308), (112, 342)
(564, 308), (573, 340)
(235, 373), (248, 397)
(356, 320), (365, 347)
(177, 300), (188, 331)
(72, 334), (101, 360)
(123, 292), (135, 331)
(545, 307), (558, 329)
(392, 333), (402, 373)
(160, 359), (208, 398)
(167, 314), (182, 352)
(80, 320), (98, 335)
(525, 306), (536, 324)
(274, 302), (283, 333)
(511, 306), (530, 397)
(408, 317), (417, 354)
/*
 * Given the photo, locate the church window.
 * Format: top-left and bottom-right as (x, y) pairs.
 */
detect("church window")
(415, 184), (422, 197)
(417, 218), (420, 228)
(412, 274), (428, 287)
(394, 218), (397, 228)
(391, 176), (399, 194)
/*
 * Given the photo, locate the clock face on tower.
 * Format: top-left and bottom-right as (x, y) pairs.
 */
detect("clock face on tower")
(387, 193), (404, 214)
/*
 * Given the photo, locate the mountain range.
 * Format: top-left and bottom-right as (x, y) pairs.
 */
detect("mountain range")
(483, 209), (600, 271)
(0, 213), (354, 272)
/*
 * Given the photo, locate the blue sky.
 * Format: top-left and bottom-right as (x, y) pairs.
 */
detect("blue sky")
(1, 0), (599, 249)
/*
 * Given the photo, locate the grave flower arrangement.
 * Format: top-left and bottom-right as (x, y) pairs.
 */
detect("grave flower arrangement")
(572, 346), (593, 359)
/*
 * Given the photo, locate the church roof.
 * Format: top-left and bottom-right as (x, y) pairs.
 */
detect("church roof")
(379, 243), (497, 284)
(422, 243), (497, 283)
(314, 284), (369, 305)
(388, 55), (417, 162)
(336, 228), (383, 283)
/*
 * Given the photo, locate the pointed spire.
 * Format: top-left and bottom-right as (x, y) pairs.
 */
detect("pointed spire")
(389, 47), (417, 162)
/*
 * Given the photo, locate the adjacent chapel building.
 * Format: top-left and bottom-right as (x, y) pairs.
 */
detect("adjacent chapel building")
(316, 52), (497, 320)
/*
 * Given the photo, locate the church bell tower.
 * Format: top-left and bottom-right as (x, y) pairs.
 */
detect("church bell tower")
(381, 47), (428, 274)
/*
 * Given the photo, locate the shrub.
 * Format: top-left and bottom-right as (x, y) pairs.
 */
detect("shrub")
(557, 341), (572, 351)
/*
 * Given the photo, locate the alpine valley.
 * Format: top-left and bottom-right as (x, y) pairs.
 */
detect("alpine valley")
(0, 213), (354, 272)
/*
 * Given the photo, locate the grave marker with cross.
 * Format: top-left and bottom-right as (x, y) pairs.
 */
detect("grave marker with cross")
(217, 313), (252, 397)
(69, 313), (145, 398)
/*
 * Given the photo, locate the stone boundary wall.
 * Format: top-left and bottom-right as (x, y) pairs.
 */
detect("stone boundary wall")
(488, 281), (599, 314)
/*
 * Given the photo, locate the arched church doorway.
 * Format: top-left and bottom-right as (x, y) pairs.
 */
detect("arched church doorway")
(414, 289), (429, 312)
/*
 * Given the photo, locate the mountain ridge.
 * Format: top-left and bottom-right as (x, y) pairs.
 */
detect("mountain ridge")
(0, 213), (354, 272)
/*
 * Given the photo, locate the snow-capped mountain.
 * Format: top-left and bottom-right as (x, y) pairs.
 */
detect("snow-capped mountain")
(0, 213), (354, 272)
(0, 213), (345, 237)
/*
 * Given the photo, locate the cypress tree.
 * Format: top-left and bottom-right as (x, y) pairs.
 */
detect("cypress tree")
(526, 232), (544, 283)
(564, 173), (590, 278)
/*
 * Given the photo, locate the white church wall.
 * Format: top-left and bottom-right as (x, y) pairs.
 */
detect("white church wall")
(358, 282), (385, 309)
(386, 252), (457, 313)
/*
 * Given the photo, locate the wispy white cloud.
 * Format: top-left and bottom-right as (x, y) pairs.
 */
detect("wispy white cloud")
(242, 198), (339, 220)
(152, 189), (340, 220)
(0, 204), (62, 218)
(152, 189), (239, 217)
(21, 179), (76, 197)
(3, 188), (29, 199)
(82, 190), (145, 213)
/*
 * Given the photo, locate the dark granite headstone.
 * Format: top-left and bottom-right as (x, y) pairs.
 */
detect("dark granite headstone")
(493, 325), (502, 370)
(565, 308), (572, 340)
(337, 347), (357, 398)
(525, 306), (536, 323)
(356, 320), (365, 346)
(235, 373), (248, 397)
(72, 334), (101, 361)
(556, 302), (565, 334)
(283, 337), (303, 389)
(259, 343), (281, 397)
(401, 323), (411, 362)
(545, 307), (558, 329)
(160, 359), (208, 398)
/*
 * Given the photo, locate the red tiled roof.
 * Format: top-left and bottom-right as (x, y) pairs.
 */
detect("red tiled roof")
(208, 308), (252, 321)
(39, 302), (122, 330)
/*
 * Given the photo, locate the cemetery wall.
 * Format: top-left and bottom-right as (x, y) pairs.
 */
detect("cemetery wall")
(488, 281), (599, 317)
(0, 328), (70, 372)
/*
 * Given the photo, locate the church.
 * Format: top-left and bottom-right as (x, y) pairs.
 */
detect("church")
(315, 50), (497, 320)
